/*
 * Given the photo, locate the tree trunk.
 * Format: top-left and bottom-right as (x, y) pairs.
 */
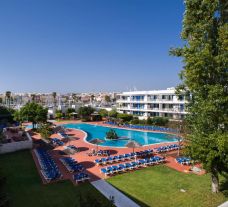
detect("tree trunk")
(211, 170), (219, 193)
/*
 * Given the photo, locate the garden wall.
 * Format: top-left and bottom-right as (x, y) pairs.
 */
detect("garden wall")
(0, 132), (33, 154)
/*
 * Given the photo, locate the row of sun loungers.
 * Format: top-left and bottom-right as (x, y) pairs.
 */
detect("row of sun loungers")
(95, 150), (153, 165)
(58, 132), (69, 138)
(155, 144), (181, 153)
(51, 138), (64, 146)
(60, 157), (84, 173)
(73, 172), (90, 183)
(97, 150), (110, 156)
(104, 121), (178, 133)
(88, 149), (110, 156)
(176, 157), (191, 165)
(100, 156), (165, 176)
(34, 148), (62, 182)
(64, 145), (79, 153)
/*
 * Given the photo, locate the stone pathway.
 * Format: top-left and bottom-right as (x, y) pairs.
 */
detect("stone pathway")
(91, 179), (140, 207)
(218, 201), (228, 207)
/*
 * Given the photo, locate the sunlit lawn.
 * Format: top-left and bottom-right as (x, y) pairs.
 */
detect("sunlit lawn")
(108, 165), (227, 207)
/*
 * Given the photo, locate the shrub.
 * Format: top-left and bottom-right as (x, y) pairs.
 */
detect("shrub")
(38, 123), (53, 140)
(138, 119), (146, 125)
(131, 119), (139, 125)
(78, 106), (94, 120)
(146, 117), (153, 125)
(99, 109), (108, 117)
(108, 109), (118, 118)
(117, 114), (133, 122)
(106, 129), (118, 140)
(151, 117), (169, 126)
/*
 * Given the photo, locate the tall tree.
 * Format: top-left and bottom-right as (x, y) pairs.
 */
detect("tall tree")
(78, 106), (94, 121)
(5, 91), (11, 108)
(31, 94), (36, 102)
(170, 0), (228, 193)
(19, 103), (48, 129)
(104, 95), (111, 103)
(52, 92), (57, 107)
(90, 95), (95, 103)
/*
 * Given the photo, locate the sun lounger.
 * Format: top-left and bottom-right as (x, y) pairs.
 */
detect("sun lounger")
(111, 166), (119, 173)
(124, 163), (133, 170)
(101, 168), (111, 176)
(35, 148), (62, 182)
(73, 172), (90, 183)
(130, 161), (138, 169)
(118, 164), (126, 171)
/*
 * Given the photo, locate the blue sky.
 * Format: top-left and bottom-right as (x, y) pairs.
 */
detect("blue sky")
(0, 0), (184, 93)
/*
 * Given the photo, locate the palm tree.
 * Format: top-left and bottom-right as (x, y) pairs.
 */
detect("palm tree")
(52, 92), (57, 107)
(5, 91), (11, 108)
(31, 94), (36, 102)
(91, 95), (95, 103)
(72, 93), (77, 104)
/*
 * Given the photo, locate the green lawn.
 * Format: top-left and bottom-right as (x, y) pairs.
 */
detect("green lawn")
(108, 165), (228, 207)
(0, 150), (109, 207)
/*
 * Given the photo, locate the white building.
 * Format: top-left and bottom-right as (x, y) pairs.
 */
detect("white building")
(117, 88), (187, 120)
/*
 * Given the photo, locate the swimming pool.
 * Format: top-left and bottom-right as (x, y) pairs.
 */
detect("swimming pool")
(64, 123), (178, 148)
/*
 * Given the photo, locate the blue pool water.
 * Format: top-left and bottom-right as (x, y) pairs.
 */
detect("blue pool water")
(64, 123), (178, 148)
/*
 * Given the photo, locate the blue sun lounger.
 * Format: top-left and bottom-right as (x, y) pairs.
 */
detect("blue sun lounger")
(111, 165), (119, 173)
(138, 159), (146, 166)
(101, 168), (112, 176)
(113, 156), (120, 162)
(124, 153), (131, 160)
(130, 161), (138, 168)
(124, 163), (133, 170)
(73, 172), (90, 183)
(118, 164), (126, 171)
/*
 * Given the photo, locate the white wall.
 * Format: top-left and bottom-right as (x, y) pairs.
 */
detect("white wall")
(0, 132), (33, 154)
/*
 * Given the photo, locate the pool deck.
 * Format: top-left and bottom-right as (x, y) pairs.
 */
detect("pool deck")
(28, 121), (205, 185)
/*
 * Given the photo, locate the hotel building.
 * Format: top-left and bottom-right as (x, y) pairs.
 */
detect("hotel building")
(117, 88), (187, 120)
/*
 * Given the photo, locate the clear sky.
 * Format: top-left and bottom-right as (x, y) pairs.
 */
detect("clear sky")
(0, 0), (184, 93)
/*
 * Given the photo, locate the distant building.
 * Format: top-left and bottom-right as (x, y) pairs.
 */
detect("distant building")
(117, 88), (187, 120)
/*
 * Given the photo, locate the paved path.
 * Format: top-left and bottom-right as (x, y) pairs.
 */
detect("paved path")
(91, 179), (140, 207)
(218, 201), (228, 207)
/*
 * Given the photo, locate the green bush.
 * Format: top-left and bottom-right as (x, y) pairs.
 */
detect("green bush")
(78, 106), (94, 120)
(106, 129), (118, 140)
(108, 109), (118, 118)
(146, 117), (153, 125)
(55, 112), (63, 120)
(117, 114), (133, 122)
(131, 119), (139, 125)
(151, 117), (169, 126)
(38, 123), (53, 140)
(99, 109), (108, 117)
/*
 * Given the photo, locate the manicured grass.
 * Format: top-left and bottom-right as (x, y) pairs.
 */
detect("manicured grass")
(108, 165), (227, 207)
(0, 150), (109, 207)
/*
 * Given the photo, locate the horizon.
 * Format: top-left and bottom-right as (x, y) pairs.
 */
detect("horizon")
(0, 86), (176, 94)
(0, 1), (184, 93)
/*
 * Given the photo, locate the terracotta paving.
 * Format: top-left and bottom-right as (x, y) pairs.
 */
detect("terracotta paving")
(28, 121), (206, 185)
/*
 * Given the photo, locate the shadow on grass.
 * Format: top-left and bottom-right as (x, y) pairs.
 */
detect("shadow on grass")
(107, 183), (150, 207)
(220, 179), (228, 197)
